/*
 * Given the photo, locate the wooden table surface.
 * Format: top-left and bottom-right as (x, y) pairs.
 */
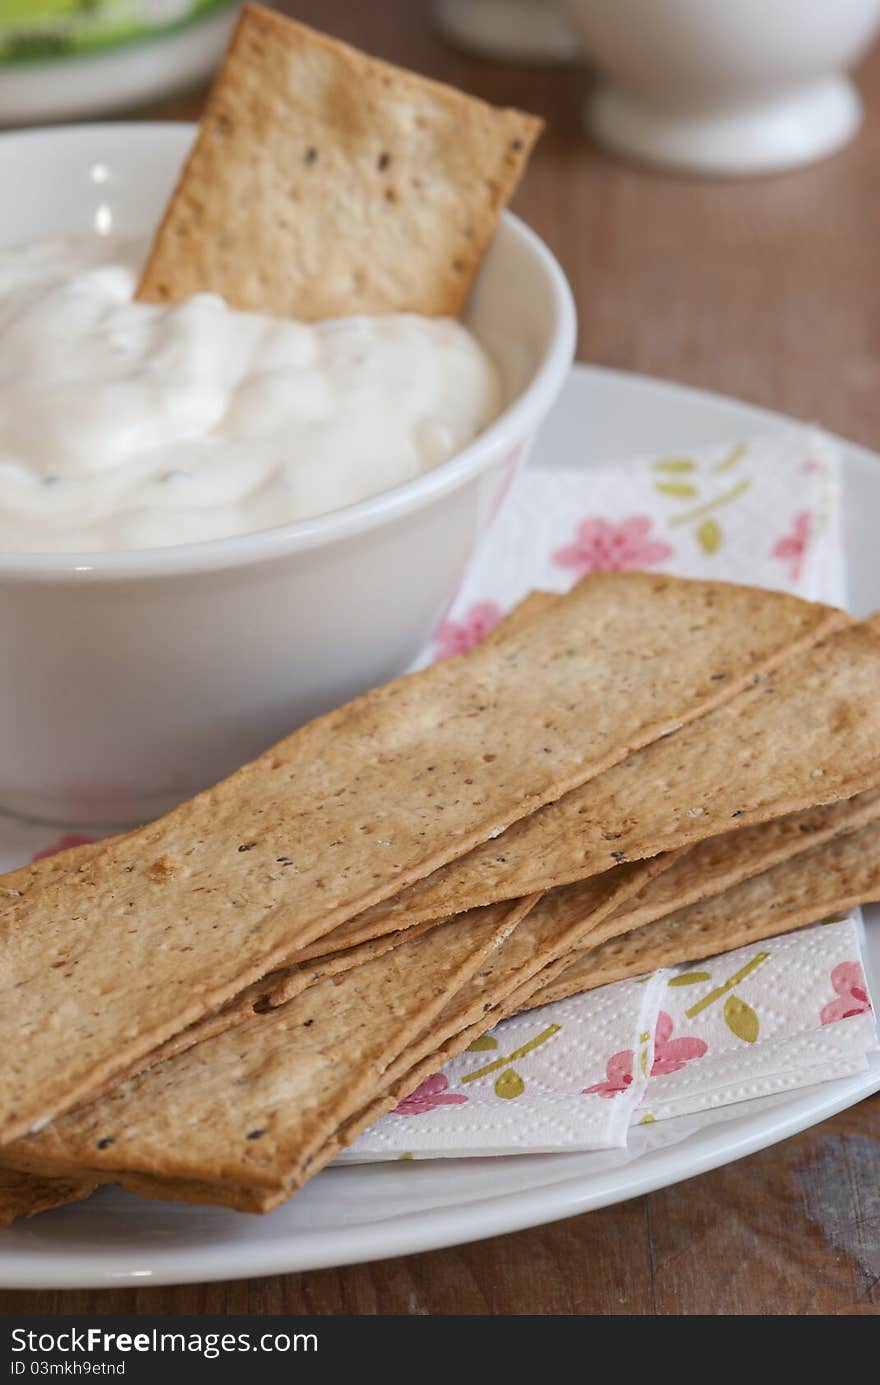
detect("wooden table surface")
(4, 0), (879, 1317)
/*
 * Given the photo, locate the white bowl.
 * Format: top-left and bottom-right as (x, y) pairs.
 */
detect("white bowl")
(0, 123), (575, 826)
(563, 0), (880, 175)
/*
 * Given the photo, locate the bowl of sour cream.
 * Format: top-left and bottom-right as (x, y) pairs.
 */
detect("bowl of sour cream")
(0, 123), (575, 826)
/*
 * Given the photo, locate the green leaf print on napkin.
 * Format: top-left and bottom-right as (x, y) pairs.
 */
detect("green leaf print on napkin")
(668, 970), (712, 987)
(713, 442), (749, 475)
(650, 443), (750, 559)
(652, 458), (697, 474)
(655, 480), (699, 500)
(697, 519), (722, 554)
(685, 952), (770, 1021)
(494, 1069), (525, 1100)
(462, 1023), (561, 1103)
(668, 477), (752, 528)
(723, 994), (760, 1043)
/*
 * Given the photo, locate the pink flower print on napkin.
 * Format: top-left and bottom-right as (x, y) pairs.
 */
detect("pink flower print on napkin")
(553, 516), (673, 580)
(392, 1073), (468, 1116)
(434, 600), (503, 660)
(31, 834), (97, 862)
(820, 961), (872, 1025)
(583, 1049), (634, 1099)
(771, 510), (812, 583)
(650, 1010), (708, 1075)
(584, 1011), (708, 1098)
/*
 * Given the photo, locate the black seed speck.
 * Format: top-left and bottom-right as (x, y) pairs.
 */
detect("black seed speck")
(602, 832), (622, 841)
(303, 1018), (314, 1027)
(96, 1137), (115, 1150)
(377, 151), (391, 170)
(304, 147), (318, 165)
(610, 850), (627, 862)
(276, 856), (293, 865)
(510, 138), (524, 151)
(238, 843), (255, 852)
(246, 1129), (266, 1141)
(731, 810), (744, 818)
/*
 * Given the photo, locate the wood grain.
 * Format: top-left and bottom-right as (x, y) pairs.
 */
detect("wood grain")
(2, 0), (878, 1314)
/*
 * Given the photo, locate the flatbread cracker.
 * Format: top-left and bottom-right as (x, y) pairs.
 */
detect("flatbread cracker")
(1, 855), (676, 1205)
(103, 915), (453, 1098)
(594, 787), (880, 939)
(0, 574), (835, 1146)
(136, 5), (542, 319)
(0, 839), (447, 1093)
(0, 1168), (95, 1226)
(225, 855), (686, 1212)
(352, 618), (880, 933)
(2, 898), (533, 1189)
(0, 841), (107, 902)
(524, 817), (880, 1006)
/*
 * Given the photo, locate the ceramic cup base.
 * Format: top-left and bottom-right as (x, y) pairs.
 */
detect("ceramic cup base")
(586, 75), (863, 177)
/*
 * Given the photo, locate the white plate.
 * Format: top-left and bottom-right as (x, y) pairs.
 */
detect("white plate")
(6, 363), (880, 1289)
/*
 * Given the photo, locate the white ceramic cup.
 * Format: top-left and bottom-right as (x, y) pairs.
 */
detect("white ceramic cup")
(562, 0), (880, 175)
(0, 124), (575, 827)
(433, 0), (581, 63)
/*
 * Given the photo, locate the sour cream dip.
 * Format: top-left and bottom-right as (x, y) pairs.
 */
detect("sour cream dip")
(0, 237), (501, 552)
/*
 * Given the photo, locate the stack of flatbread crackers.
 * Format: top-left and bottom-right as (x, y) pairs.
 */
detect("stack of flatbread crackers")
(135, 6), (543, 320)
(4, 570), (880, 1222)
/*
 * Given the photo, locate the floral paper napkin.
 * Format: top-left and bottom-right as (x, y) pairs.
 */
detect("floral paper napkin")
(636, 917), (876, 1125)
(345, 975), (668, 1161)
(426, 425), (843, 671)
(0, 425), (874, 1162)
(342, 917), (875, 1161)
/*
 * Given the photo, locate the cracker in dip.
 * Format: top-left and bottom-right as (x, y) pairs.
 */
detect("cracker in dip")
(137, 4), (543, 320)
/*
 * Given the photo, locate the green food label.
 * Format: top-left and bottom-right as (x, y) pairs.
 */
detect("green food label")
(0, 0), (237, 64)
